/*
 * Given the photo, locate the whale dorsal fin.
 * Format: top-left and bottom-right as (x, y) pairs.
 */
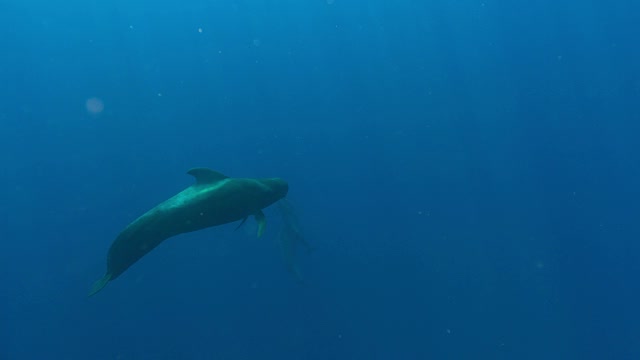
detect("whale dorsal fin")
(187, 167), (229, 185)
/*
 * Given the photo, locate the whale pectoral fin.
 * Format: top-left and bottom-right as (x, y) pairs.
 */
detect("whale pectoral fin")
(254, 210), (266, 237)
(88, 273), (112, 297)
(235, 216), (248, 231)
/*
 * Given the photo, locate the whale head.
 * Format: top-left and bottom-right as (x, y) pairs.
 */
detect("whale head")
(259, 178), (289, 203)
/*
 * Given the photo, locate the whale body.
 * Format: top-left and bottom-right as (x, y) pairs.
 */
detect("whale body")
(89, 167), (288, 296)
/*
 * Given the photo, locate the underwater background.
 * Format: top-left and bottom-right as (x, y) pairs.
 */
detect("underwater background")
(1, 0), (639, 359)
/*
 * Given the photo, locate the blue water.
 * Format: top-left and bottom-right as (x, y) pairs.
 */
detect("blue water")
(2, 0), (639, 359)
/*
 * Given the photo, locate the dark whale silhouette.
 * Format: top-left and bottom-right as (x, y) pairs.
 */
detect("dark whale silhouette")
(89, 167), (288, 296)
(277, 200), (312, 281)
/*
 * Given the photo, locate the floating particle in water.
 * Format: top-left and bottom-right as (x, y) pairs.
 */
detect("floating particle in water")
(198, 28), (203, 33)
(85, 97), (104, 114)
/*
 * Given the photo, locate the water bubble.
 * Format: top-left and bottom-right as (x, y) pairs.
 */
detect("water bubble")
(85, 97), (104, 114)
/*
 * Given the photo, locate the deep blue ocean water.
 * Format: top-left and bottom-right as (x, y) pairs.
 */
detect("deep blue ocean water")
(1, 0), (639, 359)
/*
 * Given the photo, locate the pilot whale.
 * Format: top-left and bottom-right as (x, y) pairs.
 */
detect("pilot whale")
(89, 167), (288, 296)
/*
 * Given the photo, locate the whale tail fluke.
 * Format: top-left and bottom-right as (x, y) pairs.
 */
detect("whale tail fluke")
(88, 273), (112, 297)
